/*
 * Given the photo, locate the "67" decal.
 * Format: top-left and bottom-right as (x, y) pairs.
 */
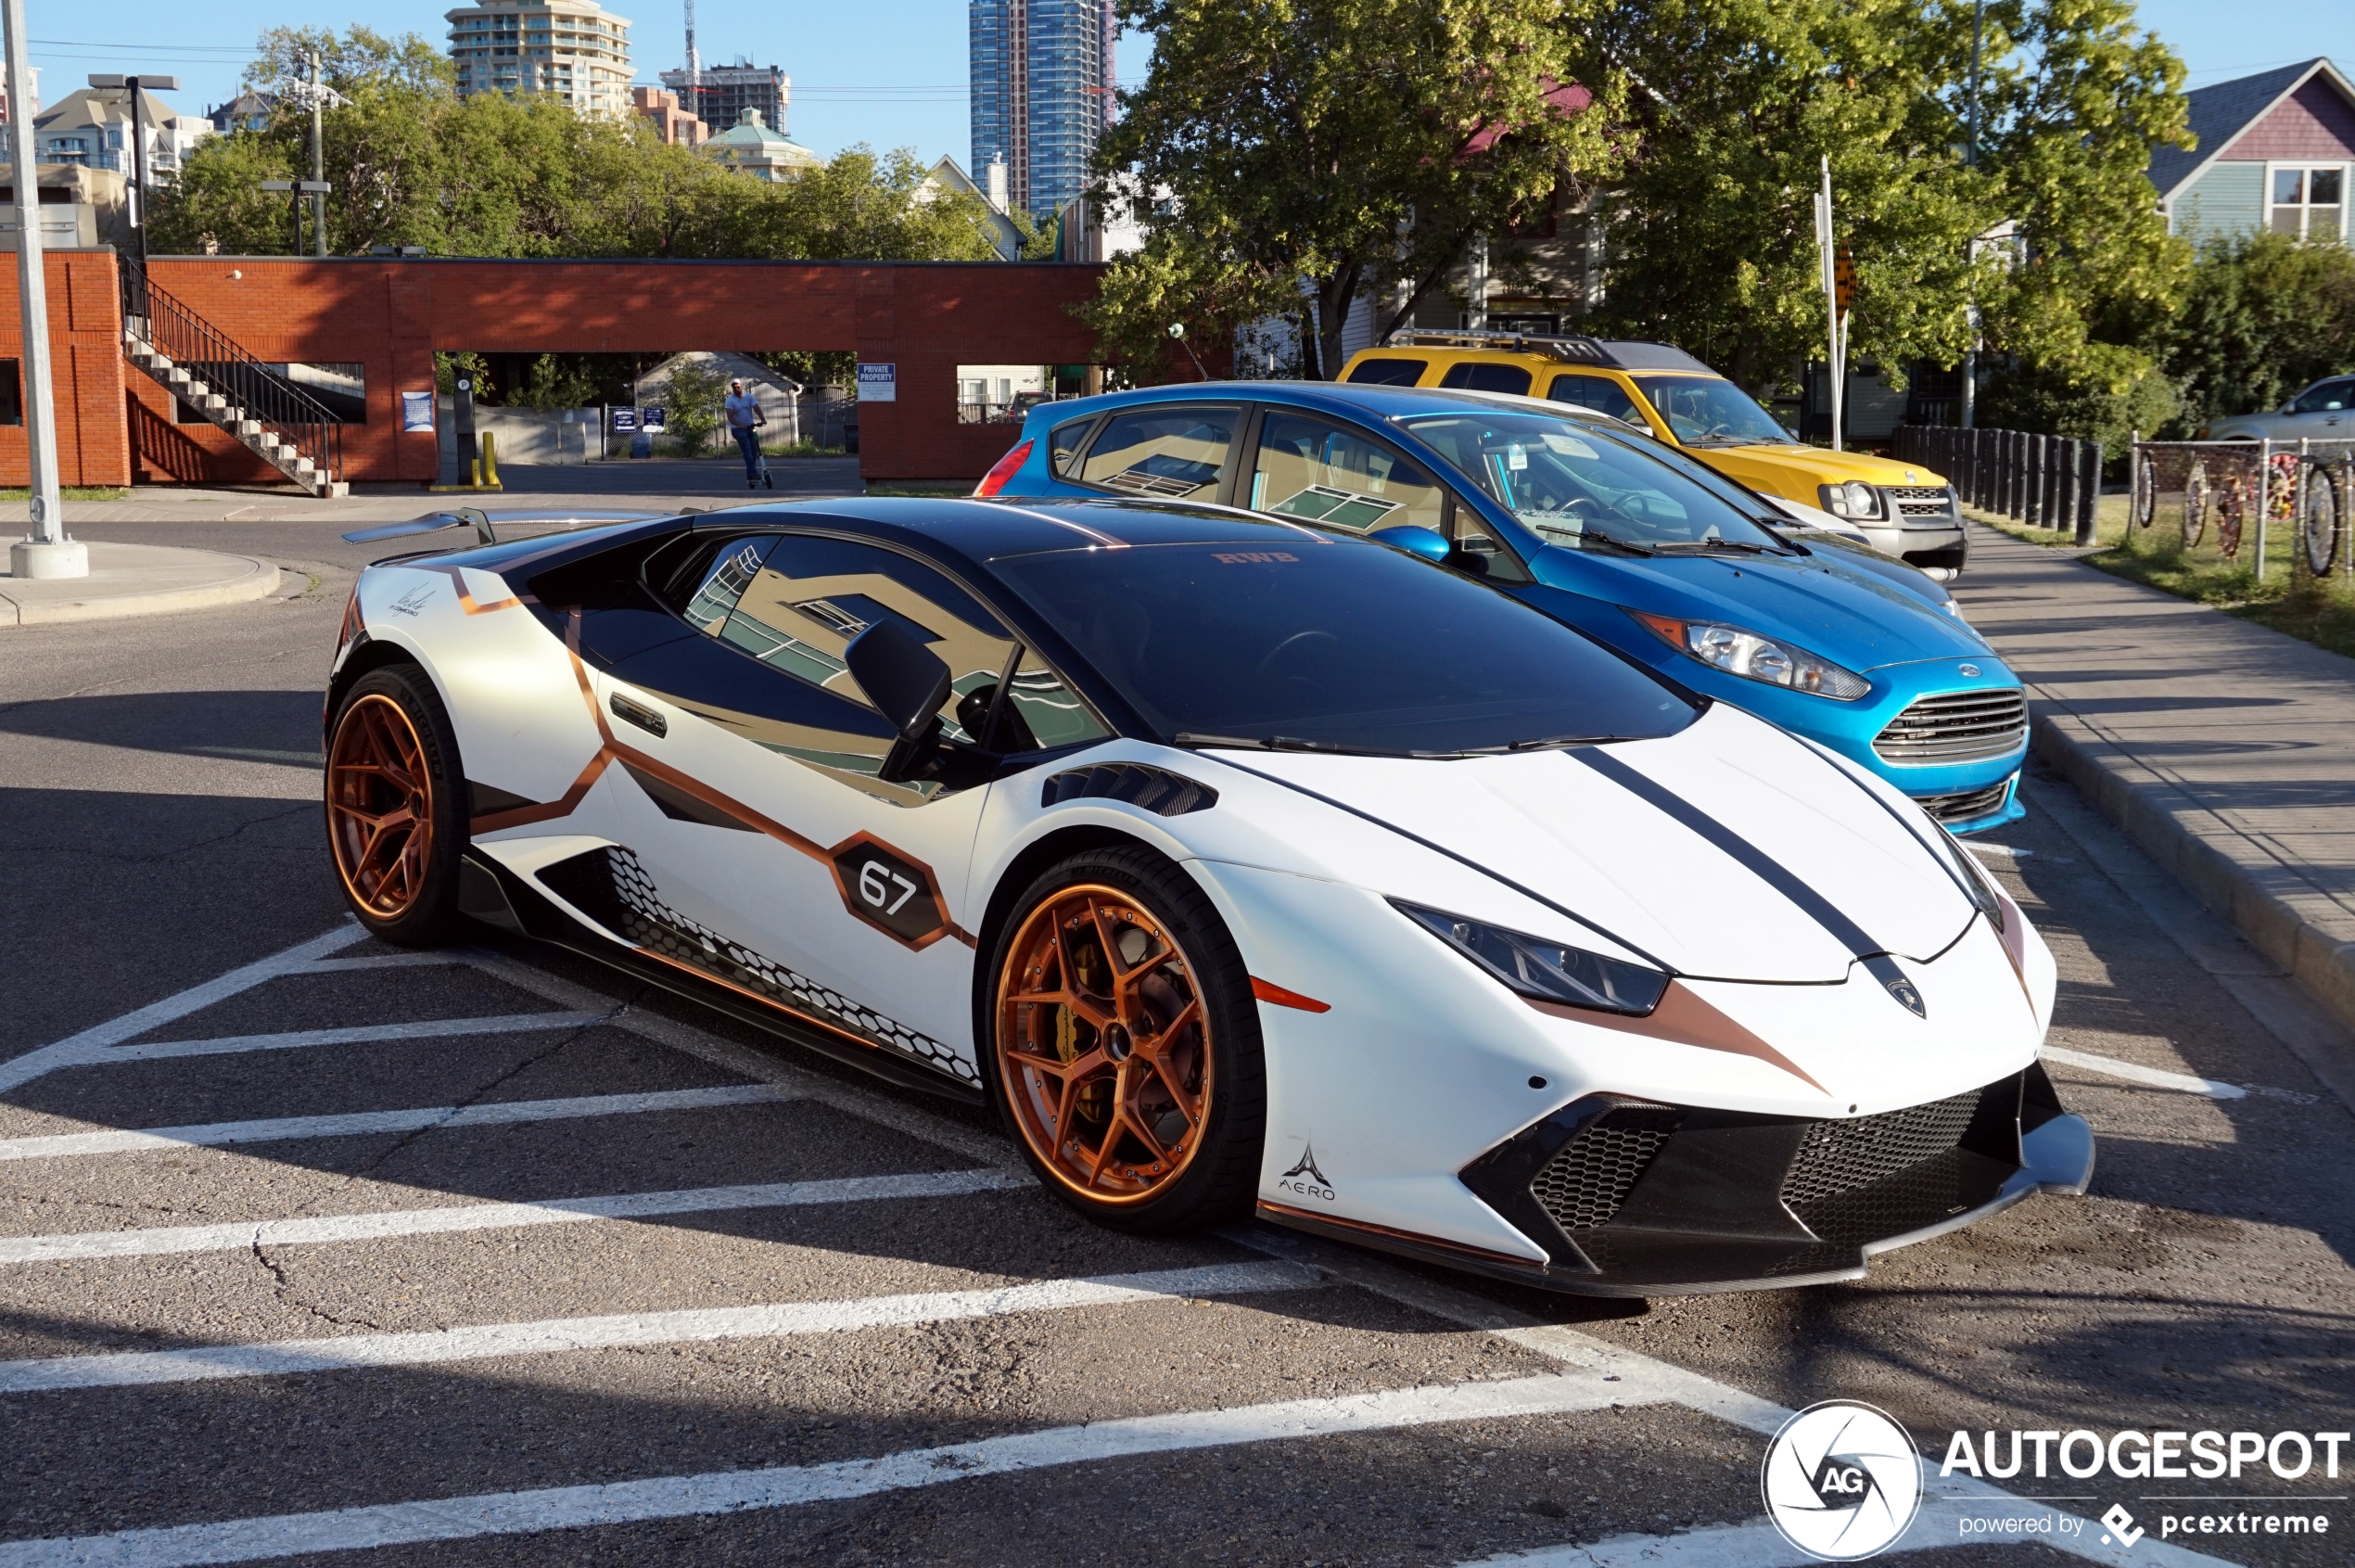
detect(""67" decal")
(828, 835), (948, 948)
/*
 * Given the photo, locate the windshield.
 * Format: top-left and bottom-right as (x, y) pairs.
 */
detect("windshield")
(1400, 410), (1789, 554)
(992, 539), (1698, 755)
(1633, 376), (1794, 446)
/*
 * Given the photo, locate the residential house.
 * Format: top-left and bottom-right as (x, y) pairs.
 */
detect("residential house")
(31, 83), (209, 185)
(206, 88), (276, 134)
(2151, 57), (2354, 244)
(921, 155), (1025, 260)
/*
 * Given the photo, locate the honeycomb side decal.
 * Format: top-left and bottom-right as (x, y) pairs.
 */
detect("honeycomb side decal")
(538, 845), (978, 1086)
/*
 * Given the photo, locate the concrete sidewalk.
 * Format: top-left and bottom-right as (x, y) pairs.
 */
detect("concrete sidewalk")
(0, 541), (280, 626)
(1954, 523), (2355, 1033)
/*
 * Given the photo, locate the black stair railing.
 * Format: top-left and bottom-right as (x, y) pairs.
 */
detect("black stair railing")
(121, 260), (343, 487)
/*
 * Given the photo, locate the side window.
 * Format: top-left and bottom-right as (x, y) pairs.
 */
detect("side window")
(1078, 405), (1239, 501)
(2294, 380), (2352, 414)
(1048, 415), (1098, 476)
(660, 533), (783, 634)
(1437, 361), (1534, 395)
(1343, 357), (1428, 386)
(1547, 374), (1642, 424)
(997, 648), (1114, 752)
(1248, 412), (1448, 533)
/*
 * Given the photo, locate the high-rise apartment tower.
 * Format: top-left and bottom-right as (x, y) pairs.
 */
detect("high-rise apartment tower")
(446, 0), (633, 117)
(970, 0), (1114, 219)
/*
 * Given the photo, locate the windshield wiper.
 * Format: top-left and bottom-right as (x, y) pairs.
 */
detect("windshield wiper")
(1554, 526), (1655, 556)
(1172, 733), (1416, 758)
(1653, 538), (1785, 556)
(1508, 733), (1641, 750)
(1173, 732), (1270, 749)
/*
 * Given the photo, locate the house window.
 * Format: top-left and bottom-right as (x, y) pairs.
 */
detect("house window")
(2272, 167), (2345, 240)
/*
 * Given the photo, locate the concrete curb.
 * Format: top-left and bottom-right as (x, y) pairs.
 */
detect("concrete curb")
(2031, 710), (2355, 1037)
(0, 543), (281, 627)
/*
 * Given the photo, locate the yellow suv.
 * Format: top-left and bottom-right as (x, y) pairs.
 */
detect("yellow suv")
(1339, 331), (1967, 573)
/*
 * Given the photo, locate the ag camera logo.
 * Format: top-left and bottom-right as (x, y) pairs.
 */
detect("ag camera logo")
(1762, 1400), (1923, 1561)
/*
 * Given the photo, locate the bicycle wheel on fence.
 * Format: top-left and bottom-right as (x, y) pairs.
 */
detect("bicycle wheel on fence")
(2215, 474), (2244, 559)
(2133, 451), (2158, 528)
(2182, 462), (2209, 548)
(2304, 465), (2341, 577)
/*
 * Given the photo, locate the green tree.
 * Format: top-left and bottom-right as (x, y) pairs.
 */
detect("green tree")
(1585, 0), (2191, 390)
(2163, 231), (2355, 429)
(1092, 0), (1623, 378)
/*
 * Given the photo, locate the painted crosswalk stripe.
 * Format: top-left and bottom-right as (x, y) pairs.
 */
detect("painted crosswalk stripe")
(0, 1260), (1322, 1395)
(0, 1083), (799, 1163)
(0, 1372), (1640, 1567)
(89, 1011), (612, 1067)
(0, 1167), (1030, 1264)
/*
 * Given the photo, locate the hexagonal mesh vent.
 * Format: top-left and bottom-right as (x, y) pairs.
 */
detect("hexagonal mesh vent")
(1531, 1105), (1683, 1231)
(1779, 1090), (1982, 1208)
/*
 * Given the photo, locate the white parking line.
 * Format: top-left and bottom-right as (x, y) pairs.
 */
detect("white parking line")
(0, 1260), (1322, 1395)
(92, 1011), (612, 1067)
(0, 1372), (1640, 1567)
(0, 1167), (1031, 1263)
(0, 925), (367, 1095)
(2042, 1045), (2248, 1100)
(295, 953), (465, 974)
(0, 1083), (799, 1162)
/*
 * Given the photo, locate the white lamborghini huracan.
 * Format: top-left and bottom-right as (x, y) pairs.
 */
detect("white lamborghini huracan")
(325, 496), (2092, 1295)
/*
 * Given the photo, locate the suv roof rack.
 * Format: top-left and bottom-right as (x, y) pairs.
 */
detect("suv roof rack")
(1382, 327), (1620, 366)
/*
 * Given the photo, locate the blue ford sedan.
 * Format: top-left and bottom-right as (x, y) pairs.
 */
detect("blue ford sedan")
(974, 381), (2025, 832)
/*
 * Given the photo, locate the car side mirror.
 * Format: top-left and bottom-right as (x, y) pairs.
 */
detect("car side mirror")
(1368, 524), (1450, 562)
(846, 620), (951, 784)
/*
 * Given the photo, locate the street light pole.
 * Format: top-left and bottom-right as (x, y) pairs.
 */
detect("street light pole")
(308, 53), (325, 256)
(1960, 0), (1984, 431)
(6, 0), (81, 579)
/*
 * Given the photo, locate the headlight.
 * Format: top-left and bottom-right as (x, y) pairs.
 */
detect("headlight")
(1628, 610), (1871, 699)
(1394, 900), (1670, 1016)
(1817, 481), (1884, 519)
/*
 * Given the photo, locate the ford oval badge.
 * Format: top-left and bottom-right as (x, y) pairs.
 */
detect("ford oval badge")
(1958, 662), (1982, 678)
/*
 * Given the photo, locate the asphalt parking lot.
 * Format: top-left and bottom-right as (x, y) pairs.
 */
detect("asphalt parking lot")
(2, 521), (2350, 1567)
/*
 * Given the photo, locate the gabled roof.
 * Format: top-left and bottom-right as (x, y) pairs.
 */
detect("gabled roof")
(2149, 57), (2355, 198)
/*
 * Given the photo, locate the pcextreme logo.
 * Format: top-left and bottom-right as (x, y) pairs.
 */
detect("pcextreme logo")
(1275, 1141), (1335, 1203)
(1762, 1401), (1924, 1561)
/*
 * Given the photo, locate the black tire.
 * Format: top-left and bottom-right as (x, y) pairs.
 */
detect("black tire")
(325, 663), (469, 947)
(983, 845), (1267, 1234)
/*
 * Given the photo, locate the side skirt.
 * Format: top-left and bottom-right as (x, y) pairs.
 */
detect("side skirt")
(461, 851), (988, 1107)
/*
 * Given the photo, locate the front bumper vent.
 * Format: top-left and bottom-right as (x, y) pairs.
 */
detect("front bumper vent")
(1530, 1103), (1679, 1231)
(1916, 776), (2014, 825)
(1873, 688), (2028, 765)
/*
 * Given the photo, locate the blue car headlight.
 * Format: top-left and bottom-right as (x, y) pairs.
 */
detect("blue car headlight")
(1628, 610), (1871, 700)
(1393, 900), (1669, 1016)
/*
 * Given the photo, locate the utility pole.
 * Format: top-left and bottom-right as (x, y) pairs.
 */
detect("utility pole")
(1815, 156), (1844, 452)
(309, 53), (326, 255)
(1961, 0), (1984, 430)
(6, 0), (77, 577)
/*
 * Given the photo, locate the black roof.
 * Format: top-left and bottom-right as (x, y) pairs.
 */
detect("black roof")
(2148, 58), (2338, 198)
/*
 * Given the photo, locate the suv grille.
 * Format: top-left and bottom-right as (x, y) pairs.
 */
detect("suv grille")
(1888, 485), (1956, 518)
(1531, 1104), (1682, 1231)
(1874, 688), (2027, 764)
(1916, 777), (2013, 825)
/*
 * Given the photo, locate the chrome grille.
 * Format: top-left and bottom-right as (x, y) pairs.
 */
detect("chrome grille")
(1916, 777), (2013, 825)
(1874, 688), (2027, 764)
(1888, 485), (1956, 518)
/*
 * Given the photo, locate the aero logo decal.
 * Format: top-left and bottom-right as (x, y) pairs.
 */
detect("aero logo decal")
(1276, 1141), (1336, 1203)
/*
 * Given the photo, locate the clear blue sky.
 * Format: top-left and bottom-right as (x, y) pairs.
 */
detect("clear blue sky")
(28, 0), (2353, 163)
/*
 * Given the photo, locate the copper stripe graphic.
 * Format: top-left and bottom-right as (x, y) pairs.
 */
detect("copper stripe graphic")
(468, 611), (977, 948)
(1528, 983), (1830, 1097)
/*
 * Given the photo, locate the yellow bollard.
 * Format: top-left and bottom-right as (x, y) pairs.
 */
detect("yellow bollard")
(480, 431), (503, 491)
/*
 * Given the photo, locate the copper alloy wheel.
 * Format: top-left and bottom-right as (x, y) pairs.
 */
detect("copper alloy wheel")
(996, 885), (1213, 1203)
(326, 693), (436, 919)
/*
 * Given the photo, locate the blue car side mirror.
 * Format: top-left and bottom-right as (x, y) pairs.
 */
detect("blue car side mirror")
(1368, 525), (1450, 562)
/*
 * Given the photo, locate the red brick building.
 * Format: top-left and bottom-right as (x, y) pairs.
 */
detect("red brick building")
(6, 249), (1114, 489)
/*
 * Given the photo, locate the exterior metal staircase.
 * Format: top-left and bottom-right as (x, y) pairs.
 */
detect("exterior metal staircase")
(119, 264), (350, 498)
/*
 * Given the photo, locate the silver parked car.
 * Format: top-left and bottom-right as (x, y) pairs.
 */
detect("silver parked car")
(2202, 375), (2355, 441)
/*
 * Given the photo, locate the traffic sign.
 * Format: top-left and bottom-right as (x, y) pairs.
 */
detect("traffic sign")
(1833, 247), (1857, 313)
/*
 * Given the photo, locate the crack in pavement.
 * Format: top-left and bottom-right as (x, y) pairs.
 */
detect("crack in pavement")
(0, 804), (321, 865)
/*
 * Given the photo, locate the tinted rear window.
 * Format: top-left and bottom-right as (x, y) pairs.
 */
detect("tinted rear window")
(1438, 362), (1534, 395)
(993, 539), (1695, 756)
(1343, 357), (1428, 386)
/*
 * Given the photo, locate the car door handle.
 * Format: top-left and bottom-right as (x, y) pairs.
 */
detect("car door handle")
(609, 691), (668, 738)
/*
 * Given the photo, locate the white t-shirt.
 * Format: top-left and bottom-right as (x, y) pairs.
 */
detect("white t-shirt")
(724, 392), (762, 429)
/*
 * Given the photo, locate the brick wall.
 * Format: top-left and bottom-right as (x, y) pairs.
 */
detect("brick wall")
(138, 256), (1114, 484)
(0, 249), (131, 488)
